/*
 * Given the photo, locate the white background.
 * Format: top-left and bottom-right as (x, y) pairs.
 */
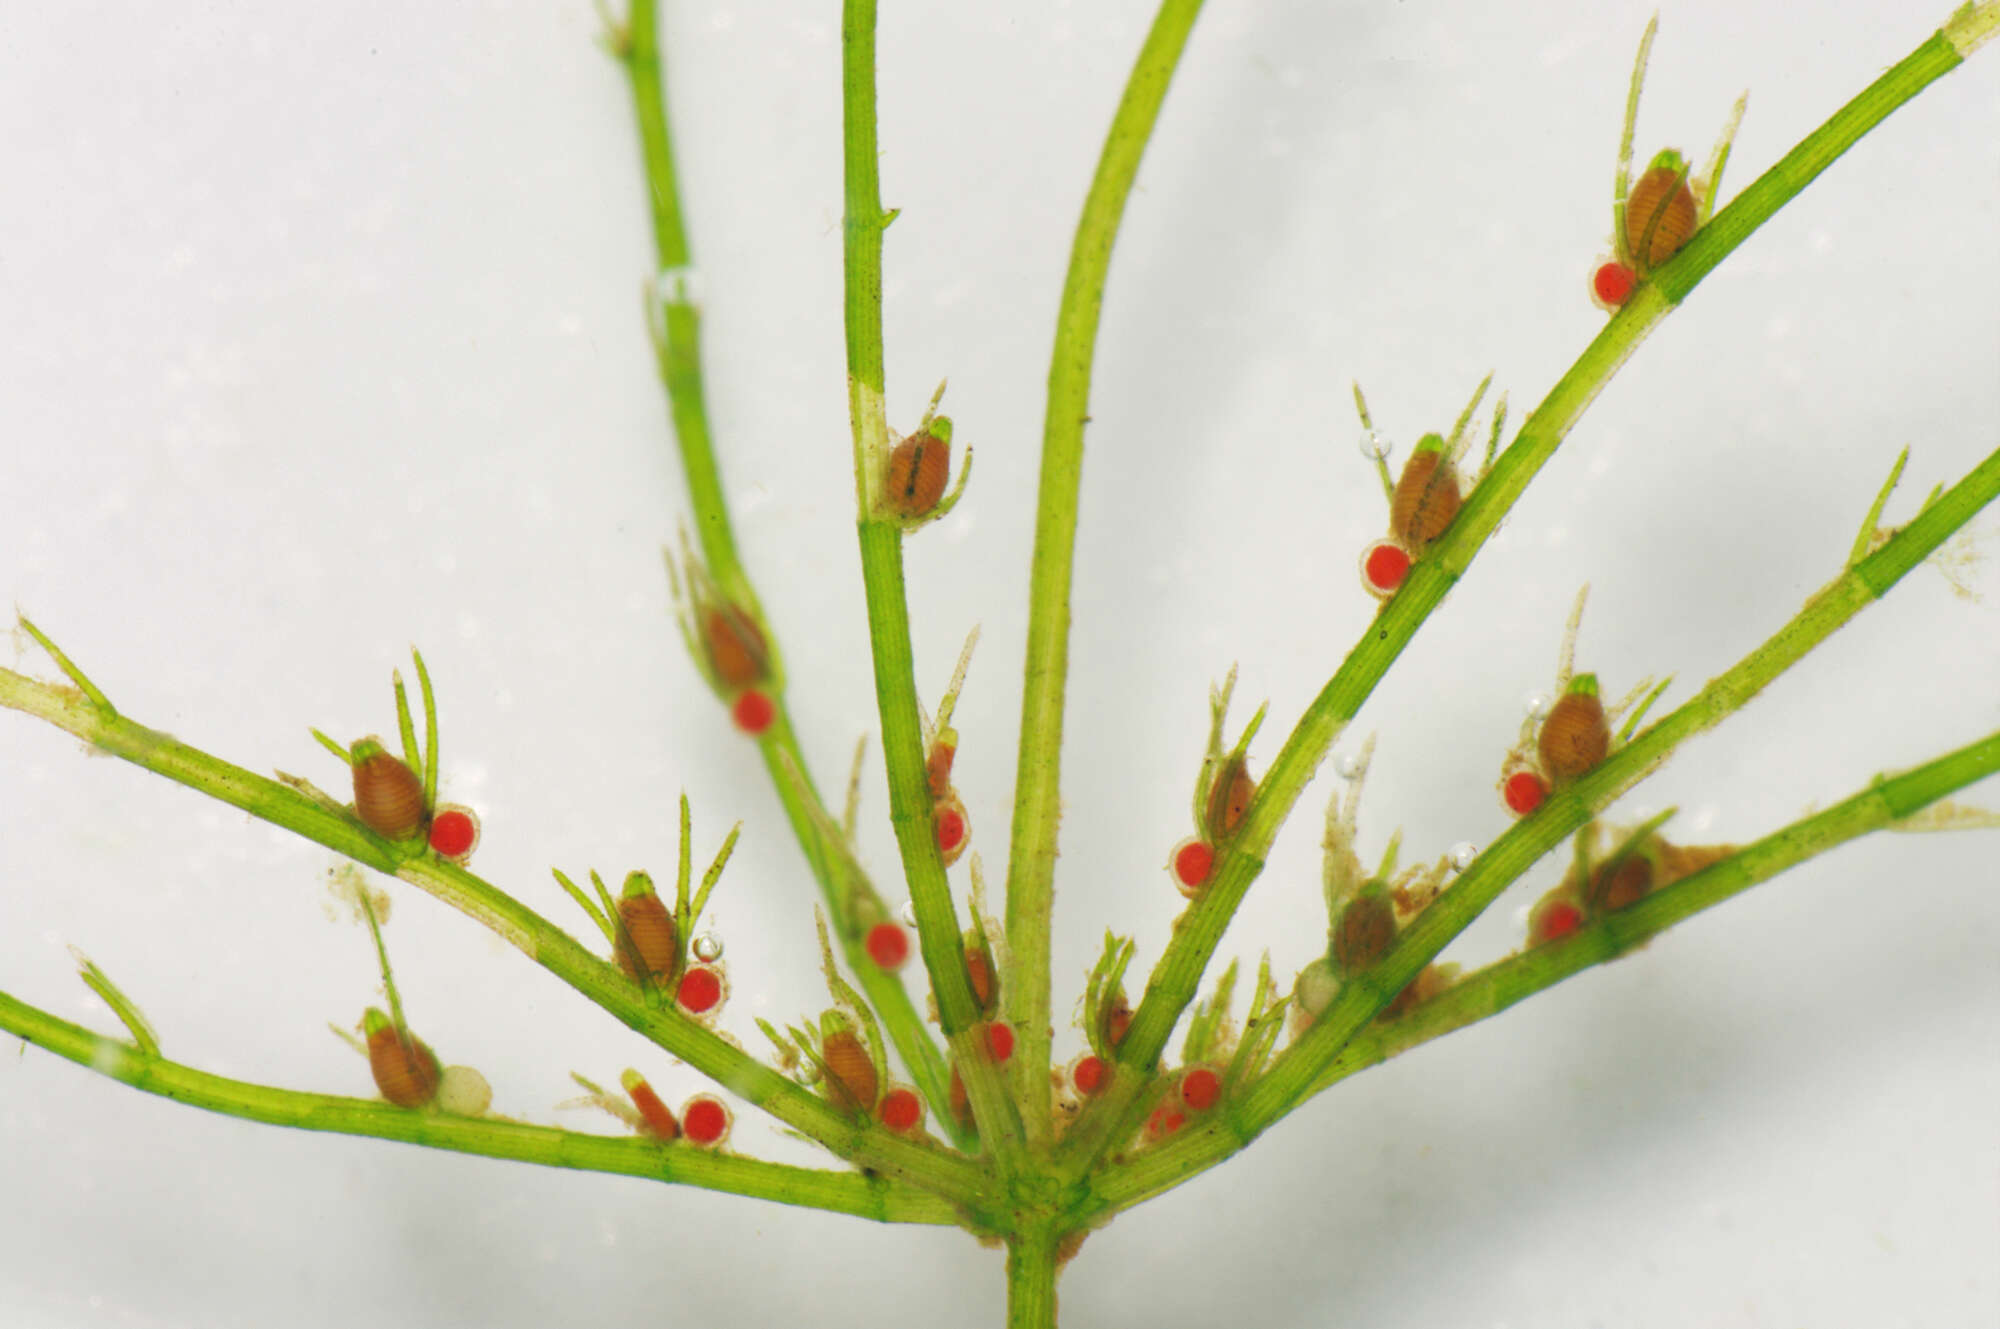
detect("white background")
(3, 2), (1998, 1326)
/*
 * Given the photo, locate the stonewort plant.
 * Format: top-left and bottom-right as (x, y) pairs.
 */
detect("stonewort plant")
(3, 2), (2000, 1326)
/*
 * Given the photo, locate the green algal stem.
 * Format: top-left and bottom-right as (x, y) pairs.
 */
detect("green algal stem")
(0, 655), (992, 1212)
(838, 0), (1025, 1168)
(1006, 1223), (1062, 1329)
(1002, 0), (1208, 1151)
(617, 0), (957, 1140)
(0, 990), (957, 1225)
(1309, 735), (2000, 1093)
(1054, 8), (1997, 1177)
(1239, 442), (2000, 1135)
(1085, 725), (2000, 1216)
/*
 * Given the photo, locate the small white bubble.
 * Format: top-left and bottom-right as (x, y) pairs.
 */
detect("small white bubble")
(1448, 842), (1478, 871)
(692, 932), (724, 963)
(1524, 692), (1550, 719)
(795, 1061), (822, 1085)
(1335, 753), (1364, 780)
(653, 265), (703, 308)
(1357, 430), (1393, 463)
(899, 899), (918, 927)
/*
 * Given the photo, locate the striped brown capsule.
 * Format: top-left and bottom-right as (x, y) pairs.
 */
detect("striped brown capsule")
(964, 936), (998, 1016)
(925, 732), (958, 802)
(351, 740), (426, 840)
(1390, 436), (1462, 548)
(1537, 675), (1609, 781)
(620, 1069), (679, 1141)
(1330, 888), (1397, 977)
(1203, 756), (1255, 841)
(614, 873), (679, 986)
(364, 1008), (441, 1108)
(948, 1063), (975, 1133)
(1102, 993), (1133, 1050)
(1588, 853), (1655, 913)
(820, 1024), (879, 1115)
(1624, 154), (1698, 271)
(886, 430), (950, 517)
(701, 604), (769, 690)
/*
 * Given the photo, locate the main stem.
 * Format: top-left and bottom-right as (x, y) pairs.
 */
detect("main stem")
(1006, 1225), (1061, 1329)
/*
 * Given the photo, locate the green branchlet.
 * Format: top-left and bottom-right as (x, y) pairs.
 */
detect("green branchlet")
(2, 4), (1999, 1327)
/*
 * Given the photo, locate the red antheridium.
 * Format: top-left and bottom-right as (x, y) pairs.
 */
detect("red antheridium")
(426, 805), (480, 862)
(675, 965), (725, 1016)
(984, 1022), (1015, 1063)
(865, 921), (910, 970)
(1169, 838), (1215, 894)
(1178, 1066), (1221, 1113)
(1527, 891), (1585, 945)
(1502, 768), (1550, 817)
(730, 689), (775, 735)
(680, 1095), (731, 1148)
(878, 1086), (925, 1135)
(1359, 538), (1412, 599)
(1591, 259), (1638, 310)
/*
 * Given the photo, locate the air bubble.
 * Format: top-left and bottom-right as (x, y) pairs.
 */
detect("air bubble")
(1524, 692), (1551, 719)
(795, 1061), (822, 1086)
(692, 932), (724, 963)
(1358, 430), (1393, 463)
(899, 899), (918, 927)
(1335, 753), (1364, 780)
(1448, 841), (1478, 871)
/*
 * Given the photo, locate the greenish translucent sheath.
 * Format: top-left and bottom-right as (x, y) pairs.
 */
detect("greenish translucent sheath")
(618, 0), (960, 1144)
(0, 990), (957, 1225)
